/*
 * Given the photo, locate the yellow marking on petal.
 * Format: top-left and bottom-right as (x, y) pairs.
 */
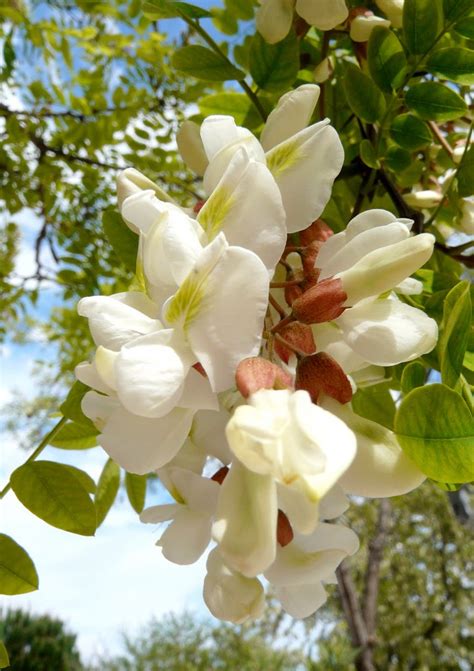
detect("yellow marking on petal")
(170, 484), (186, 505)
(198, 187), (235, 240)
(164, 270), (207, 331)
(267, 140), (301, 178)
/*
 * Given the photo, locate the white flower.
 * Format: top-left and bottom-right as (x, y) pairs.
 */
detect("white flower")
(350, 14), (391, 42)
(256, 0), (348, 44)
(404, 190), (443, 209)
(212, 389), (356, 576)
(322, 397), (426, 497)
(178, 85), (344, 234)
(375, 0), (404, 28)
(459, 197), (474, 235)
(203, 549), (265, 623)
(265, 522), (359, 618)
(140, 467), (220, 564)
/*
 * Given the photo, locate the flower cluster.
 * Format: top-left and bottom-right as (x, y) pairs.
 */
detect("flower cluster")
(256, 0), (404, 45)
(76, 84), (436, 623)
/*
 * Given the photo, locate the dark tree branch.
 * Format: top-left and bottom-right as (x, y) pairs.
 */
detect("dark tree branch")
(363, 499), (391, 638)
(337, 562), (375, 671)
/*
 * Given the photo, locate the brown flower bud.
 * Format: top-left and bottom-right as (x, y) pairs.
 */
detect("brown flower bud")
(211, 466), (229, 484)
(292, 278), (347, 324)
(284, 283), (303, 307)
(277, 510), (294, 547)
(295, 352), (353, 404)
(236, 357), (293, 398)
(274, 322), (316, 364)
(299, 218), (334, 245)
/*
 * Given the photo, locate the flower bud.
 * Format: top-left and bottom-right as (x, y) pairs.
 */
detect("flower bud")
(176, 120), (208, 176)
(274, 321), (316, 364)
(404, 190), (443, 208)
(292, 278), (347, 324)
(299, 218), (334, 246)
(277, 510), (294, 547)
(313, 57), (333, 84)
(117, 168), (171, 211)
(295, 352), (353, 404)
(236, 357), (293, 398)
(337, 233), (435, 306)
(350, 13), (391, 42)
(375, 0), (404, 28)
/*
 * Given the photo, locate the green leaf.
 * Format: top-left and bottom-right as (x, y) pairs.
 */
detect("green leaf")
(439, 281), (472, 388)
(401, 361), (427, 393)
(96, 459), (121, 526)
(343, 62), (386, 124)
(457, 144), (474, 197)
(125, 472), (147, 513)
(385, 146), (412, 171)
(49, 420), (98, 450)
(405, 82), (467, 122)
(0, 534), (39, 595)
(352, 384), (396, 430)
(368, 27), (407, 92)
(443, 0), (473, 22)
(395, 384), (474, 483)
(455, 16), (474, 39)
(172, 45), (244, 81)
(249, 32), (299, 92)
(427, 47), (474, 85)
(390, 113), (432, 150)
(403, 0), (443, 55)
(0, 641), (9, 669)
(142, 0), (212, 19)
(60, 381), (96, 429)
(359, 140), (380, 168)
(11, 461), (97, 536)
(61, 464), (97, 494)
(199, 92), (262, 129)
(102, 210), (139, 273)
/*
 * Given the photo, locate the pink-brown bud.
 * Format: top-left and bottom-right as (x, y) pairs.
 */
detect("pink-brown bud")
(236, 357), (293, 398)
(193, 200), (206, 214)
(277, 509), (294, 547)
(302, 240), (323, 274)
(284, 283), (303, 307)
(299, 219), (334, 245)
(211, 466), (229, 484)
(295, 352), (353, 404)
(274, 322), (316, 364)
(192, 362), (207, 377)
(292, 278), (347, 324)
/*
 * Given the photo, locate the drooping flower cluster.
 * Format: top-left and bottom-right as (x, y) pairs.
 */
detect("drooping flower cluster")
(76, 84), (436, 623)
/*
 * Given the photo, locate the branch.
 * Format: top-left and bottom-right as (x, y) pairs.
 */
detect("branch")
(363, 499), (391, 638)
(337, 562), (375, 671)
(377, 169), (425, 233)
(30, 133), (127, 171)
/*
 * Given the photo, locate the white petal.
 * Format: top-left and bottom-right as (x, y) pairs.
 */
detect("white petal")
(350, 15), (391, 42)
(187, 245), (270, 392)
(323, 398), (426, 497)
(277, 483), (320, 535)
(261, 84), (320, 151)
(345, 209), (405, 240)
(376, 0), (404, 27)
(158, 509), (212, 564)
(117, 167), (173, 218)
(256, 0), (295, 44)
(81, 390), (118, 429)
(213, 459), (277, 577)
(169, 467), (220, 515)
(265, 523), (359, 586)
(337, 298), (438, 366)
(395, 277), (424, 295)
(296, 0), (348, 30)
(75, 361), (113, 395)
(115, 330), (192, 418)
(275, 582), (327, 618)
(204, 549), (265, 623)
(266, 120), (344, 232)
(140, 503), (180, 524)
(176, 120), (209, 176)
(198, 150), (286, 275)
(99, 405), (194, 474)
(338, 233), (435, 305)
(191, 408), (232, 465)
(319, 485), (349, 520)
(318, 222), (410, 280)
(177, 368), (219, 411)
(77, 294), (161, 350)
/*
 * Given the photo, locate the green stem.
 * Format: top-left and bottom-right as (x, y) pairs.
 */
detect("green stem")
(0, 416), (67, 500)
(182, 15), (267, 123)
